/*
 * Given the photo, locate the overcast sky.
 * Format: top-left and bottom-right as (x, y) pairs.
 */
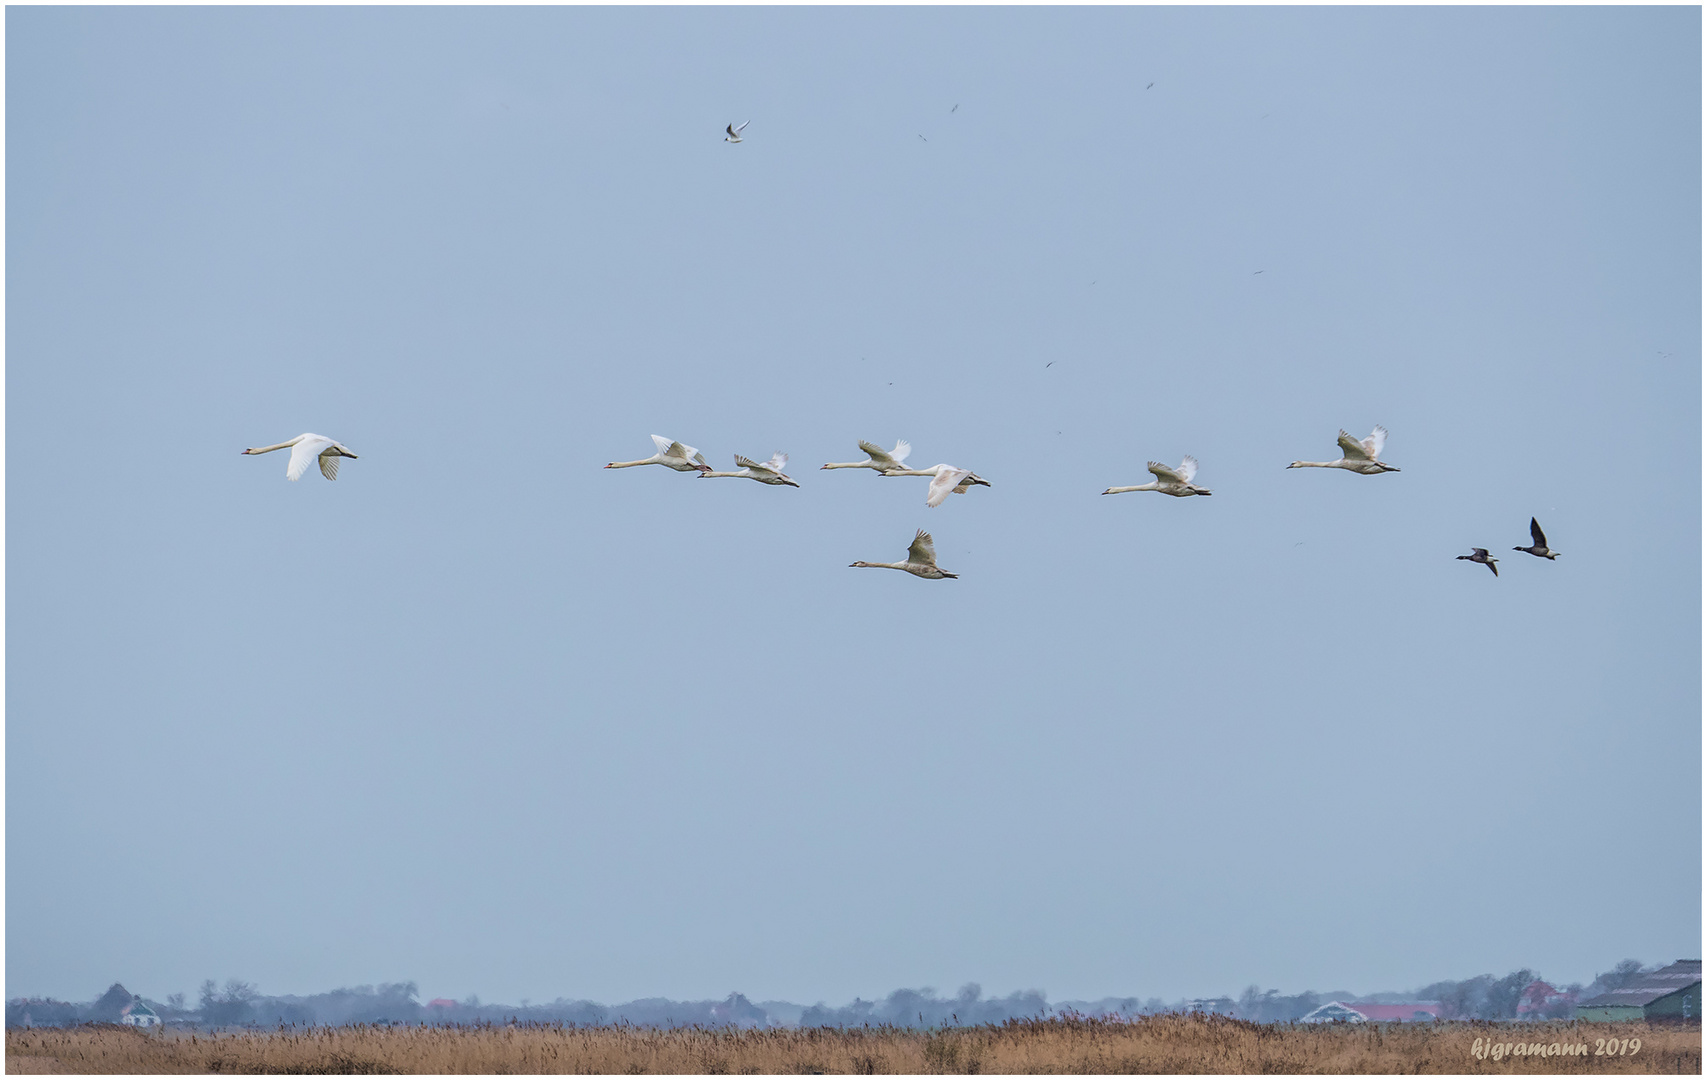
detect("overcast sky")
(7, 5), (1700, 1007)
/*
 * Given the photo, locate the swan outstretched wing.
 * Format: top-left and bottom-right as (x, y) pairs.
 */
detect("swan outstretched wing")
(1364, 426), (1389, 459)
(763, 452), (788, 473)
(1147, 461), (1185, 484)
(1530, 517), (1548, 548)
(926, 466), (972, 508)
(1176, 456), (1199, 483)
(859, 440), (903, 468)
(1337, 430), (1373, 462)
(907, 529), (939, 567)
(286, 436), (334, 481)
(650, 434), (675, 456)
(734, 454), (763, 472)
(318, 450), (341, 481)
(891, 439), (912, 465)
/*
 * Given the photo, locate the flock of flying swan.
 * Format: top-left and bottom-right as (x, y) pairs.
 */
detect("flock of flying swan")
(243, 423), (1560, 582)
(242, 119), (1569, 587)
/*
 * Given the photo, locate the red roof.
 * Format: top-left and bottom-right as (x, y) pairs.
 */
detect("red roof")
(1343, 1002), (1442, 1021)
(426, 999), (458, 1009)
(1516, 980), (1574, 1013)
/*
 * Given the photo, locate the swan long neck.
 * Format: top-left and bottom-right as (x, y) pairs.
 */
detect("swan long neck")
(1287, 460), (1338, 469)
(822, 461), (875, 470)
(605, 458), (656, 469)
(700, 470), (748, 479)
(243, 440), (298, 455)
(1104, 482), (1158, 493)
(850, 560), (903, 570)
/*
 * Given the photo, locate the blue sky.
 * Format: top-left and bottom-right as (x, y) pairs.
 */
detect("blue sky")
(7, 5), (1700, 1006)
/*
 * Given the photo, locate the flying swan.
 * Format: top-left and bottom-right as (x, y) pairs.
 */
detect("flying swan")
(605, 435), (712, 473)
(241, 433), (358, 481)
(1286, 426), (1400, 474)
(700, 453), (799, 487)
(849, 529), (957, 579)
(822, 439), (912, 473)
(1103, 456), (1211, 497)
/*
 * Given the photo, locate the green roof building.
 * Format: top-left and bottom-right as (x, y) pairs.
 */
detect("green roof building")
(120, 999), (162, 1028)
(1574, 960), (1701, 1022)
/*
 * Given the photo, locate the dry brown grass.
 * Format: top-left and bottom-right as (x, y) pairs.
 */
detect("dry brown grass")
(6, 1015), (1699, 1074)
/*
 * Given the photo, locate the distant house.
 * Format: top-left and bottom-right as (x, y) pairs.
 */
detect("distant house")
(1515, 980), (1576, 1018)
(1300, 1002), (1367, 1023)
(120, 1000), (161, 1028)
(1183, 998), (1237, 1016)
(1575, 960), (1701, 1022)
(1300, 1001), (1442, 1023)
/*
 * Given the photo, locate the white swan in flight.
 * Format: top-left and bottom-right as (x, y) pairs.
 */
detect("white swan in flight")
(701, 453), (799, 487)
(881, 463), (990, 506)
(725, 121), (750, 143)
(242, 433), (358, 481)
(1286, 426), (1400, 473)
(1103, 456), (1211, 497)
(822, 439), (912, 472)
(850, 529), (957, 579)
(605, 435), (712, 473)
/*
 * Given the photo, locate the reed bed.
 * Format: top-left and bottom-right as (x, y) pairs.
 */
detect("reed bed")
(7, 1015), (1698, 1074)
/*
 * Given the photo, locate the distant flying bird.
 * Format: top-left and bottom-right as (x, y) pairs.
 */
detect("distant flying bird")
(701, 453), (799, 487)
(724, 121), (749, 143)
(1045, 361), (1055, 367)
(1287, 426), (1400, 474)
(822, 439), (912, 472)
(1146, 82), (1155, 89)
(951, 104), (959, 113)
(605, 435), (712, 473)
(1103, 456), (1212, 497)
(850, 529), (957, 579)
(1457, 548), (1500, 577)
(242, 433), (357, 481)
(1513, 518), (1560, 560)
(1252, 270), (1265, 274)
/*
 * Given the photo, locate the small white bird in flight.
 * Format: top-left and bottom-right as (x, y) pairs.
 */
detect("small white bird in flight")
(241, 433), (358, 481)
(822, 439), (912, 472)
(1287, 426), (1400, 474)
(725, 121), (749, 143)
(605, 435), (712, 473)
(1103, 456), (1211, 497)
(700, 453), (799, 487)
(850, 529), (957, 579)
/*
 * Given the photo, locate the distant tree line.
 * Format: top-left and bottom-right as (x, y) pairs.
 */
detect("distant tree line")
(3, 960), (1665, 1030)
